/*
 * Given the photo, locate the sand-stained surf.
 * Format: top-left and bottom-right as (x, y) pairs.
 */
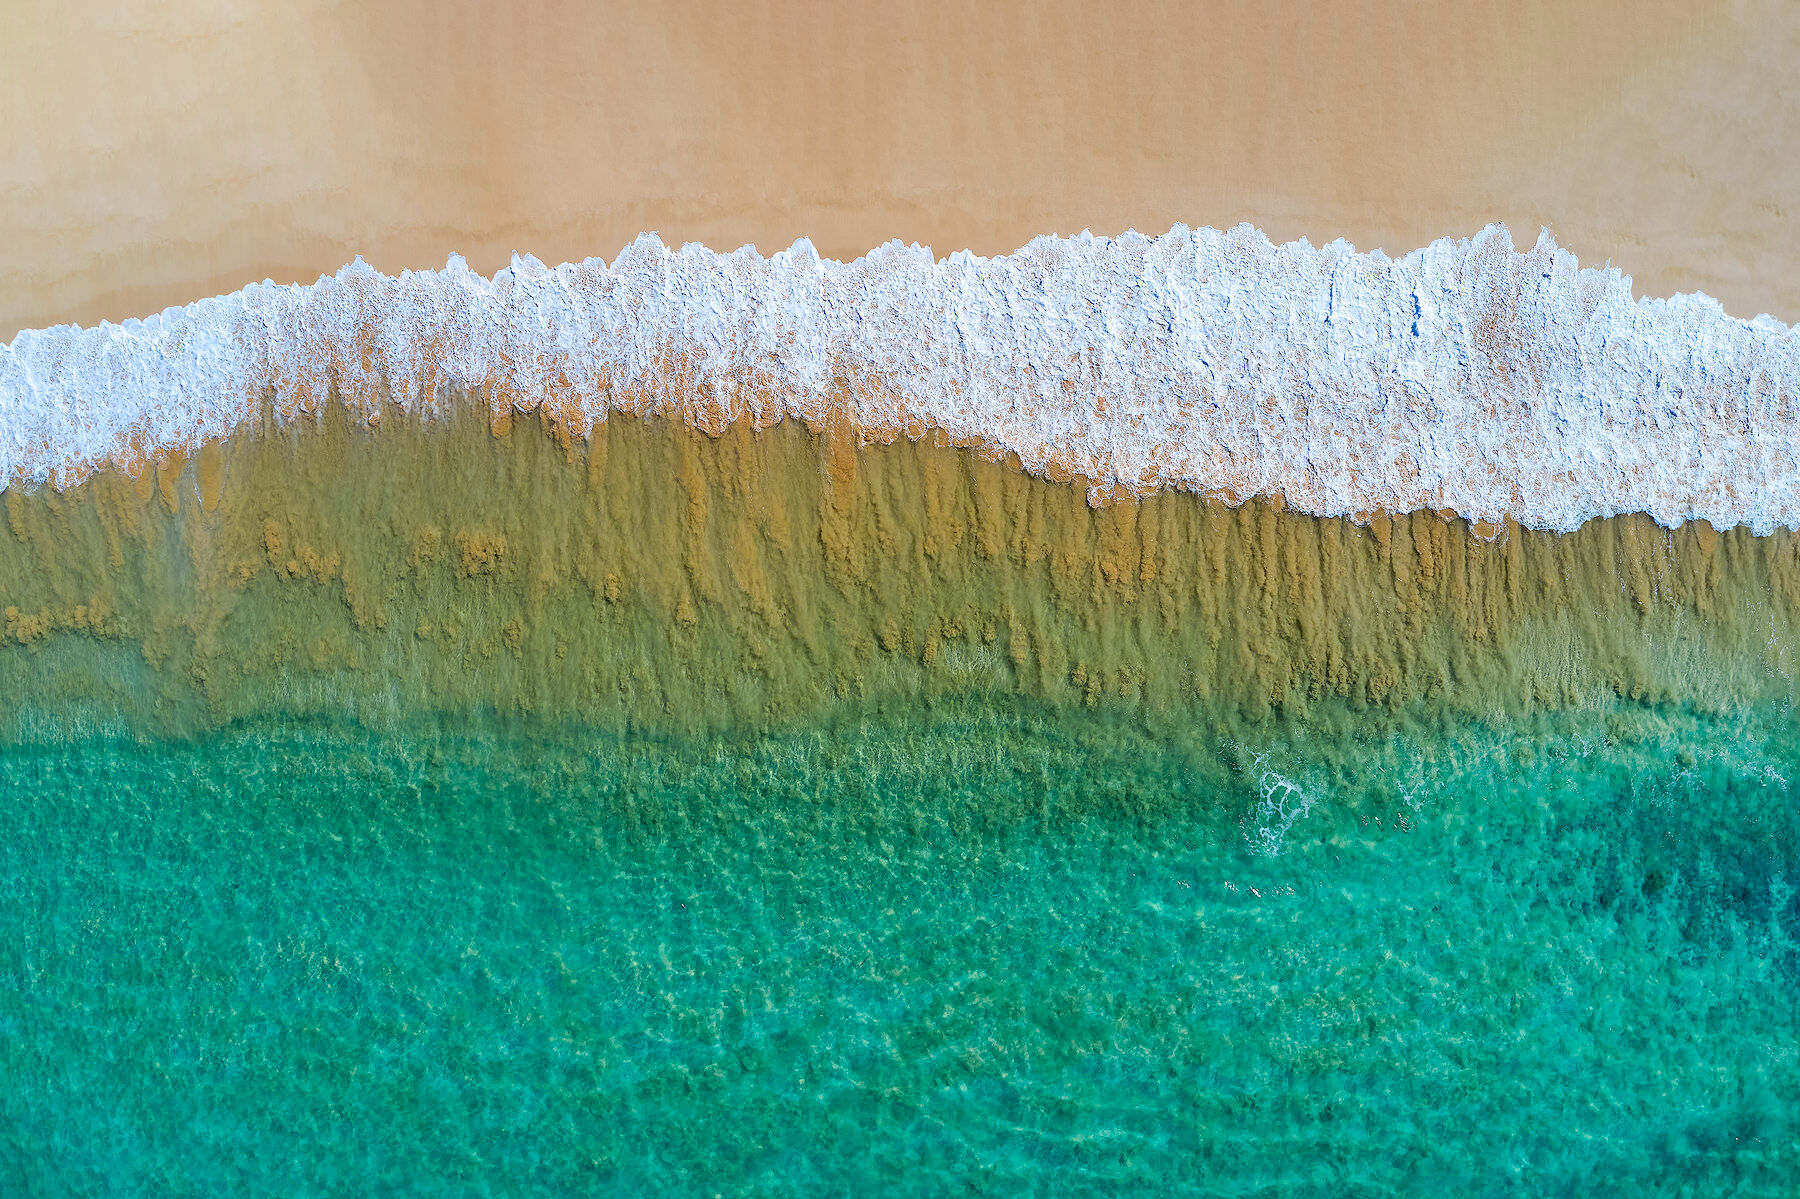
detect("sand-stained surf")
(4, 396), (1799, 747)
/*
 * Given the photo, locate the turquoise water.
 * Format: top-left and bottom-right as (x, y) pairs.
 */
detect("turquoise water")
(4, 705), (1799, 1195)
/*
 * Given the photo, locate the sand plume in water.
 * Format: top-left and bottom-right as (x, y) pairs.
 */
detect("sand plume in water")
(3, 403), (1797, 746)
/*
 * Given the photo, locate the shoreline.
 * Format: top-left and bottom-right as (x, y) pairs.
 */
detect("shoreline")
(6, 225), (1800, 533)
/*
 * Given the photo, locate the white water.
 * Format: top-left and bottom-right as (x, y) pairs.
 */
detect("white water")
(4, 224), (1798, 532)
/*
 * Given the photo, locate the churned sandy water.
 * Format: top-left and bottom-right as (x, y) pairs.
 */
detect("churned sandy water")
(4, 395), (1800, 743)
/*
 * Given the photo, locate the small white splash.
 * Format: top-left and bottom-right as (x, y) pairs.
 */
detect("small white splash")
(4, 224), (1800, 532)
(1245, 751), (1315, 858)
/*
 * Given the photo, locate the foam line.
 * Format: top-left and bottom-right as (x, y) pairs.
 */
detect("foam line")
(4, 224), (1799, 531)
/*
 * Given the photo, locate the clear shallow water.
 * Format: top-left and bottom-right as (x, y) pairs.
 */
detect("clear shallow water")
(3, 706), (1799, 1196)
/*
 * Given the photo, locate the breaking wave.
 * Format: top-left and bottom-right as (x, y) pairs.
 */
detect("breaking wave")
(4, 224), (1798, 531)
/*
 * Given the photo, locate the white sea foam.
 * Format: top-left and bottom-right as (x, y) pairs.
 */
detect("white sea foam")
(4, 224), (1800, 532)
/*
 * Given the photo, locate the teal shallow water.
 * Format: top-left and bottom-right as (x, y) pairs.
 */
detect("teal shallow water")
(3, 705), (1799, 1195)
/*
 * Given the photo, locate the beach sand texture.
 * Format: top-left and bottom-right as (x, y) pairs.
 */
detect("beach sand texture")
(5, 0), (1799, 341)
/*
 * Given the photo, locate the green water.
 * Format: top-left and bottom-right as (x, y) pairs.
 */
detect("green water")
(4, 704), (1799, 1195)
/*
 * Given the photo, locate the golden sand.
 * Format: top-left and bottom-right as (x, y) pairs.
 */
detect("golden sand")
(6, 1), (1798, 341)
(3, 407), (1796, 742)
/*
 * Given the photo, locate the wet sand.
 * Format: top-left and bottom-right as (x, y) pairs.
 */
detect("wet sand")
(5, 1), (1798, 341)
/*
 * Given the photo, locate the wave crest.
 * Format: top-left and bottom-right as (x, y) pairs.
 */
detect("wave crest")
(4, 224), (1799, 531)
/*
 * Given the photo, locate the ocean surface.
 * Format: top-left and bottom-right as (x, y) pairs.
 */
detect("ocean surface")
(7, 226), (1800, 1193)
(4, 701), (1799, 1195)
